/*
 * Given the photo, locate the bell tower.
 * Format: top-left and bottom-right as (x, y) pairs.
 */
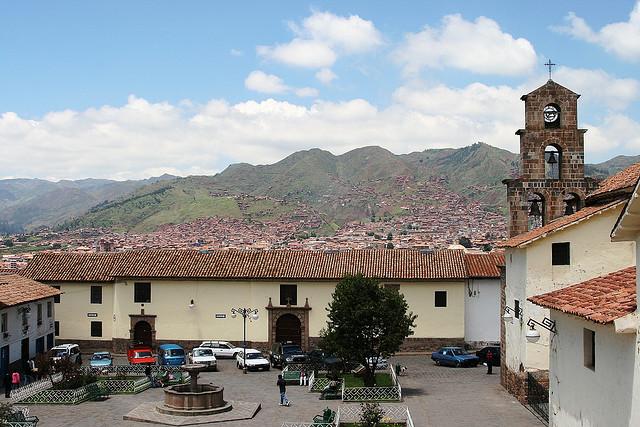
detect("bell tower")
(504, 79), (598, 237)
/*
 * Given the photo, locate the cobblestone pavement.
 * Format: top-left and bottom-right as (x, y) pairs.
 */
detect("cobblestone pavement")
(15, 356), (542, 427)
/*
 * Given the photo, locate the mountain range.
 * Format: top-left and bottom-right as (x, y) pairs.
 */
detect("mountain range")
(1, 143), (638, 234)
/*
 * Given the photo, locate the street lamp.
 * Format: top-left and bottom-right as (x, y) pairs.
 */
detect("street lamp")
(231, 307), (259, 374)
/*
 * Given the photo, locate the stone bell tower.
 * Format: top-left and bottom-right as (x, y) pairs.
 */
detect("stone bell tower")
(503, 79), (598, 237)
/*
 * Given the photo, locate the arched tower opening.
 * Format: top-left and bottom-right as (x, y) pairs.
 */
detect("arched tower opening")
(528, 192), (545, 231)
(563, 192), (582, 215)
(544, 145), (561, 180)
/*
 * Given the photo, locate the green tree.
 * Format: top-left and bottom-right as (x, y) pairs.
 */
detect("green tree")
(458, 236), (472, 248)
(2, 239), (12, 247)
(386, 232), (393, 241)
(385, 242), (394, 249)
(321, 274), (416, 386)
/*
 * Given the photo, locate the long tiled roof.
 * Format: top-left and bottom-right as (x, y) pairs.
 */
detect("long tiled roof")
(21, 249), (501, 281)
(0, 274), (62, 308)
(529, 266), (636, 324)
(588, 162), (640, 201)
(497, 200), (625, 248)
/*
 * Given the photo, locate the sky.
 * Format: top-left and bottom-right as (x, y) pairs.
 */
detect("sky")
(2, 1), (640, 180)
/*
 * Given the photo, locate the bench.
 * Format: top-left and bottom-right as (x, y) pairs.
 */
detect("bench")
(282, 370), (301, 385)
(319, 381), (342, 400)
(7, 409), (40, 426)
(312, 407), (335, 425)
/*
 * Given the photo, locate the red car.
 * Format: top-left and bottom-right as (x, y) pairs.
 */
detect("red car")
(127, 344), (155, 365)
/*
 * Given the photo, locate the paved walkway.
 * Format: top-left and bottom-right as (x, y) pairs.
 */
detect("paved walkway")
(12, 356), (542, 426)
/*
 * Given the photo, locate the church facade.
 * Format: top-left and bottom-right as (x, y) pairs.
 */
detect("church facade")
(21, 249), (501, 353)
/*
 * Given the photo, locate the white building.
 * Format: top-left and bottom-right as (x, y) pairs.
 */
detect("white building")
(464, 252), (503, 346)
(0, 273), (61, 377)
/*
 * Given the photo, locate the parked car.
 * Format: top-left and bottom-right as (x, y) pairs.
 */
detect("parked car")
(158, 344), (186, 366)
(366, 356), (389, 370)
(189, 347), (217, 370)
(431, 347), (479, 367)
(269, 342), (307, 368)
(89, 351), (113, 368)
(236, 349), (270, 371)
(476, 345), (501, 365)
(199, 340), (243, 359)
(127, 344), (156, 366)
(50, 344), (82, 364)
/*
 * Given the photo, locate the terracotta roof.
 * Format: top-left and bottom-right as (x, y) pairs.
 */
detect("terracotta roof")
(465, 252), (504, 278)
(588, 162), (640, 201)
(20, 249), (492, 281)
(529, 266), (636, 324)
(0, 269), (17, 275)
(0, 274), (62, 308)
(21, 253), (120, 282)
(497, 200), (625, 248)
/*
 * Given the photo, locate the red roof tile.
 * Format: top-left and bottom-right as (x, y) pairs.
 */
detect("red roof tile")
(465, 252), (503, 278)
(497, 200), (624, 248)
(21, 249), (495, 282)
(529, 266), (636, 324)
(0, 274), (62, 308)
(589, 162), (640, 201)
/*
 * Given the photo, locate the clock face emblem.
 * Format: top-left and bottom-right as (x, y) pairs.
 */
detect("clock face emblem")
(543, 105), (559, 123)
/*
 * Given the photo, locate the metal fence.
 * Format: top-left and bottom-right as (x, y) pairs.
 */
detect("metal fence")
(527, 372), (549, 425)
(341, 365), (402, 402)
(9, 373), (63, 402)
(282, 404), (414, 427)
(81, 365), (185, 376)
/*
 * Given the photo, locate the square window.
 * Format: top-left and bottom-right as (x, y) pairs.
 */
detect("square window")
(54, 321), (60, 337)
(514, 299), (520, 319)
(435, 291), (447, 307)
(90, 286), (102, 304)
(134, 283), (151, 303)
(90, 321), (102, 338)
(280, 284), (297, 306)
(552, 242), (571, 265)
(584, 328), (595, 370)
(53, 286), (61, 303)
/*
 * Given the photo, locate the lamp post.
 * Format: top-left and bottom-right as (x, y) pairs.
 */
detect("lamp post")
(231, 307), (259, 374)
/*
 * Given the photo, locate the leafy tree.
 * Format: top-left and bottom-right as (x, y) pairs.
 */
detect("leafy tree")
(360, 402), (384, 426)
(322, 274), (416, 386)
(386, 233), (393, 241)
(2, 239), (12, 247)
(458, 236), (472, 248)
(482, 243), (493, 252)
(385, 242), (394, 249)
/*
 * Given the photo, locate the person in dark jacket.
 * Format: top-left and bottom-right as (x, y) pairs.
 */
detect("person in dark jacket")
(486, 349), (494, 374)
(277, 374), (290, 406)
(4, 371), (11, 398)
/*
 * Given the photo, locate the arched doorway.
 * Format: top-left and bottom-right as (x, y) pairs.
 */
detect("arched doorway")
(276, 314), (301, 345)
(133, 321), (152, 346)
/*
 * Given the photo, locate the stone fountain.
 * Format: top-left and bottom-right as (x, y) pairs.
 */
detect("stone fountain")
(156, 364), (233, 416)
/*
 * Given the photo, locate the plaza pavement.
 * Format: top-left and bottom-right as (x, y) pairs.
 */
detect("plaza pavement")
(13, 355), (542, 426)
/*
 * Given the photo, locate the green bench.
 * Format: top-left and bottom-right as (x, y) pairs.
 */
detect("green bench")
(7, 409), (39, 426)
(313, 407), (335, 425)
(87, 382), (110, 401)
(282, 370), (301, 384)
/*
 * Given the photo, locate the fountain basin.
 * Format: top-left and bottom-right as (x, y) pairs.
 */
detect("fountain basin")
(163, 384), (227, 411)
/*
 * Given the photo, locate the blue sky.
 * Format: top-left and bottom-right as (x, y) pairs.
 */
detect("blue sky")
(1, 1), (640, 180)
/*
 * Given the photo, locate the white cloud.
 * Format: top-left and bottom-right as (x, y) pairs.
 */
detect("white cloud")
(258, 11), (381, 69)
(230, 49), (244, 57)
(295, 87), (319, 97)
(554, 4), (640, 61)
(4, 78), (634, 180)
(393, 14), (537, 76)
(552, 67), (640, 110)
(244, 70), (289, 94)
(316, 68), (337, 84)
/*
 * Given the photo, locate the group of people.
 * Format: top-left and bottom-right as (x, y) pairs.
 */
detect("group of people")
(3, 358), (41, 398)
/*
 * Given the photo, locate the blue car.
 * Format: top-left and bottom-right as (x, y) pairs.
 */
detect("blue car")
(431, 347), (479, 367)
(158, 344), (186, 366)
(89, 351), (113, 368)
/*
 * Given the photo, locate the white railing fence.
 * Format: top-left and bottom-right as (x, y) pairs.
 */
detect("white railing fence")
(9, 372), (63, 402)
(307, 370), (315, 391)
(280, 423), (333, 427)
(389, 364), (402, 400)
(336, 404), (412, 424)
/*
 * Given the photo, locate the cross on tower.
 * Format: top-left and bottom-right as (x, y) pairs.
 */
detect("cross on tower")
(545, 59), (556, 80)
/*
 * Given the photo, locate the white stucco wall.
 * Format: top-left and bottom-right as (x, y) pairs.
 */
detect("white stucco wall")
(464, 278), (500, 344)
(505, 205), (635, 373)
(549, 312), (634, 427)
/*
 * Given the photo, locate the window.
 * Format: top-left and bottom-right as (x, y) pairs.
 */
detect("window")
(384, 284), (400, 292)
(47, 301), (52, 318)
(54, 321), (60, 337)
(584, 328), (595, 370)
(1, 313), (7, 334)
(46, 333), (54, 350)
(90, 286), (102, 304)
(90, 321), (102, 338)
(37, 304), (42, 325)
(280, 284), (297, 306)
(435, 291), (447, 307)
(514, 300), (520, 319)
(53, 286), (60, 303)
(134, 283), (151, 303)
(552, 242), (570, 265)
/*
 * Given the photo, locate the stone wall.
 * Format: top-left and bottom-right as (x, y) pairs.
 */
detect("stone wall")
(502, 365), (549, 405)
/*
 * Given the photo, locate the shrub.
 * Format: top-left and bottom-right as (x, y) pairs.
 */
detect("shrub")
(360, 402), (384, 427)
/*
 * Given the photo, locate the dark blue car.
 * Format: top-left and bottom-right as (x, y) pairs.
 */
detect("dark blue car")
(431, 346), (479, 367)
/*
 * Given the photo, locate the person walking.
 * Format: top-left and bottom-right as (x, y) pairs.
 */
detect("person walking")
(11, 371), (20, 393)
(486, 349), (493, 375)
(4, 371), (11, 398)
(277, 374), (290, 406)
